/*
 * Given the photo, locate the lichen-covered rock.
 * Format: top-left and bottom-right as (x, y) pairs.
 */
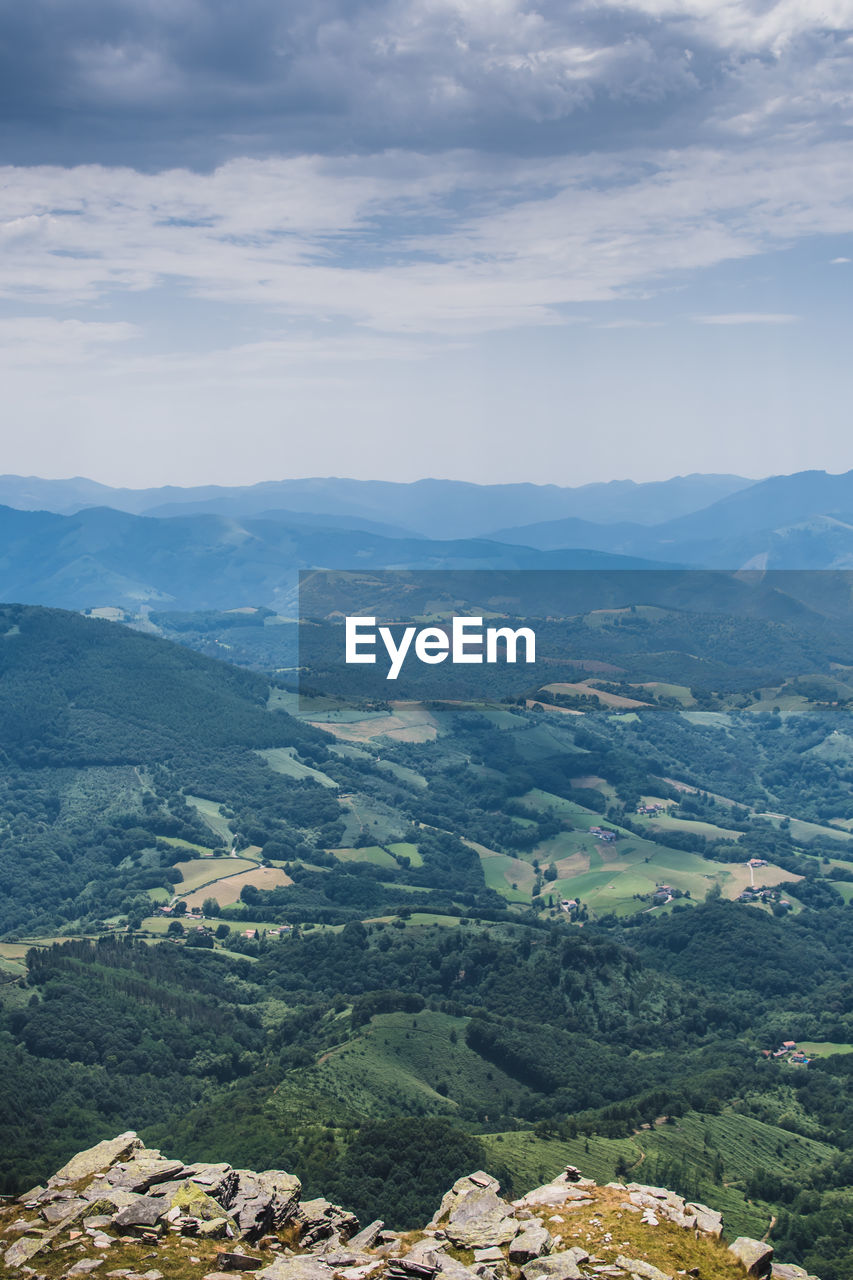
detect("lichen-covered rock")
(257, 1258), (335, 1280)
(3, 1233), (50, 1269)
(615, 1255), (672, 1280)
(520, 1250), (585, 1280)
(729, 1238), (774, 1277)
(509, 1224), (552, 1262)
(445, 1189), (518, 1249)
(295, 1196), (358, 1247)
(686, 1203), (724, 1238)
(112, 1197), (168, 1229)
(104, 1158), (186, 1193)
(49, 1134), (142, 1186)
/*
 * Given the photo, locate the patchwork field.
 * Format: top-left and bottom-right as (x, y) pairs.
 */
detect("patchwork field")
(542, 681), (650, 709)
(182, 863), (292, 908)
(310, 703), (440, 743)
(173, 856), (258, 893)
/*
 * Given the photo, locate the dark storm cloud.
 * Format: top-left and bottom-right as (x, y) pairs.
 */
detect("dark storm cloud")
(0, 0), (724, 167)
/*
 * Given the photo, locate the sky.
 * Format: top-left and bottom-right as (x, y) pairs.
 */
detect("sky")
(2, 0), (853, 488)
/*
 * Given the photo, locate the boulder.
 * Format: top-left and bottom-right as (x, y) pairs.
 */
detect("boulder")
(729, 1239), (774, 1277)
(256, 1258), (335, 1280)
(521, 1251), (585, 1280)
(50, 1134), (142, 1185)
(509, 1225), (553, 1263)
(169, 1183), (232, 1224)
(348, 1221), (385, 1251)
(104, 1159), (186, 1194)
(3, 1234), (49, 1269)
(685, 1203), (724, 1239)
(295, 1197), (358, 1247)
(42, 1198), (90, 1225)
(112, 1198), (167, 1229)
(229, 1171), (303, 1240)
(445, 1189), (518, 1249)
(615, 1257), (672, 1280)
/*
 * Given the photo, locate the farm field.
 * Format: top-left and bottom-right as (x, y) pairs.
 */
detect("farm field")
(309, 703), (441, 743)
(182, 863), (292, 908)
(333, 845), (398, 868)
(173, 856), (257, 893)
(542, 681), (650, 709)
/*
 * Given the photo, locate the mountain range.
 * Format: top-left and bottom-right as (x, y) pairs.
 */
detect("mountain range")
(2, 468), (853, 610)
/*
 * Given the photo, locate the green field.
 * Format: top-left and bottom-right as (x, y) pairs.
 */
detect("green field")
(798, 1041), (853, 1057)
(184, 794), (234, 843)
(174, 856), (258, 892)
(159, 835), (216, 855)
(258, 746), (338, 788)
(387, 841), (424, 866)
(334, 845), (398, 868)
(313, 1009), (530, 1120)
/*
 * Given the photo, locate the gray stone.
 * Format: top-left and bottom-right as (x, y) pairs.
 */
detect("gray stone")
(729, 1238), (774, 1277)
(685, 1203), (723, 1239)
(347, 1221), (385, 1251)
(445, 1190), (518, 1249)
(521, 1251), (585, 1280)
(431, 1255), (481, 1280)
(516, 1186), (593, 1209)
(228, 1171), (303, 1240)
(42, 1199), (89, 1225)
(3, 1235), (48, 1269)
(256, 1259), (335, 1280)
(771, 1267), (812, 1280)
(615, 1257), (672, 1280)
(510, 1225), (552, 1263)
(112, 1199), (166, 1229)
(65, 1261), (105, 1276)
(474, 1250), (504, 1264)
(51, 1135), (142, 1185)
(212, 1251), (264, 1270)
(295, 1197), (358, 1247)
(198, 1218), (231, 1239)
(104, 1160), (185, 1194)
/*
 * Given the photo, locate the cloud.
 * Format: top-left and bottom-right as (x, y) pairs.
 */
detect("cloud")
(0, 317), (139, 367)
(2, 0), (852, 166)
(831, 255), (851, 262)
(0, 135), (850, 335)
(693, 312), (798, 324)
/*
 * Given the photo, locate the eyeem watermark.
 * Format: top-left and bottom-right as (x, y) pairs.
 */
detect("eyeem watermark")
(345, 616), (537, 680)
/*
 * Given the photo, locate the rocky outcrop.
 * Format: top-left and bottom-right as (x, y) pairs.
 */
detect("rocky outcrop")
(0, 1135), (817, 1280)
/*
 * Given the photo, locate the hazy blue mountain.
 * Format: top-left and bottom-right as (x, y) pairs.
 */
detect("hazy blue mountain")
(0, 473), (754, 536)
(0, 505), (668, 612)
(138, 473), (758, 533)
(487, 470), (853, 569)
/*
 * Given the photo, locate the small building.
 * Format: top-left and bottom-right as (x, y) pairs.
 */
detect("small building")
(782, 1040), (797, 1050)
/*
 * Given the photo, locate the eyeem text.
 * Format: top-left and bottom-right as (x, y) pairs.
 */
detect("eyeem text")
(345, 616), (536, 680)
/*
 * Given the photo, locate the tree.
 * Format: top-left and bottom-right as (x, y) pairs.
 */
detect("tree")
(202, 897), (220, 917)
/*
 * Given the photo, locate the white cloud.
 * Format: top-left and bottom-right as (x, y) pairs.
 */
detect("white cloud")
(0, 317), (139, 366)
(693, 312), (798, 324)
(831, 255), (851, 262)
(0, 137), (850, 338)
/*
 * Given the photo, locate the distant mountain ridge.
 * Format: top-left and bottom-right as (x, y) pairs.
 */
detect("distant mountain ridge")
(0, 504), (669, 612)
(0, 472), (754, 537)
